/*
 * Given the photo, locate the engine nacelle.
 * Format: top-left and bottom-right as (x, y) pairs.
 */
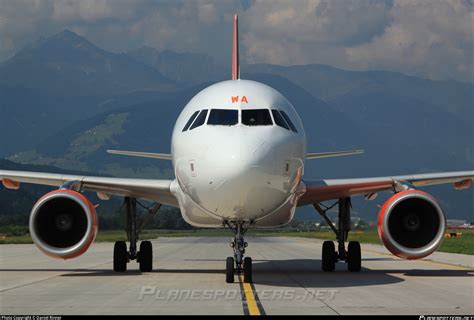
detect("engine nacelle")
(378, 190), (446, 259)
(29, 190), (98, 260)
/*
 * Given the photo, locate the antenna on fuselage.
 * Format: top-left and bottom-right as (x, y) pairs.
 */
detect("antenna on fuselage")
(232, 14), (240, 80)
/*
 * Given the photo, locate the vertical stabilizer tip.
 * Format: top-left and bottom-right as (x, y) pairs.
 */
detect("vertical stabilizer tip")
(232, 14), (240, 80)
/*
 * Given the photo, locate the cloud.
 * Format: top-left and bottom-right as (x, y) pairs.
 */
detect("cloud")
(242, 0), (472, 82)
(245, 0), (393, 46)
(0, 0), (472, 82)
(345, 0), (474, 82)
(241, 0), (394, 68)
(0, 0), (242, 57)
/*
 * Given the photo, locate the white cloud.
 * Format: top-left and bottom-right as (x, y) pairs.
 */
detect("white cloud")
(0, 0), (472, 82)
(241, 0), (472, 82)
(245, 0), (392, 45)
(345, 0), (474, 82)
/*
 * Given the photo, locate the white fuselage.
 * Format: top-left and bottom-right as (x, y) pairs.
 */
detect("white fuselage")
(170, 80), (307, 228)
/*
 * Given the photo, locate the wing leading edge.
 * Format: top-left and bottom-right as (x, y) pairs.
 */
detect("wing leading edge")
(0, 170), (178, 207)
(306, 150), (364, 159)
(107, 149), (172, 160)
(298, 171), (474, 206)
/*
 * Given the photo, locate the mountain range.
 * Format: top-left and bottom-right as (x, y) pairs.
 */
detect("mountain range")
(0, 30), (472, 221)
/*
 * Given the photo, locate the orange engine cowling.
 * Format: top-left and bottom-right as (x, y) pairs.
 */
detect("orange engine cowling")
(29, 190), (98, 260)
(378, 190), (446, 260)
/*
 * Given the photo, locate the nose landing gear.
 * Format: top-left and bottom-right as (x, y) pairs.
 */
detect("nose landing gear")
(225, 221), (253, 283)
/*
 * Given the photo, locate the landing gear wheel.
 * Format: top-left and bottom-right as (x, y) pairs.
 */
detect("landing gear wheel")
(139, 241), (153, 272)
(226, 257), (235, 283)
(347, 241), (361, 272)
(113, 241), (127, 272)
(322, 241), (336, 272)
(243, 256), (253, 283)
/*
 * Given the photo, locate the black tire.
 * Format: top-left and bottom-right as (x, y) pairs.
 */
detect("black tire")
(139, 241), (153, 272)
(243, 257), (253, 283)
(347, 241), (361, 272)
(322, 241), (336, 272)
(226, 257), (235, 283)
(113, 241), (128, 272)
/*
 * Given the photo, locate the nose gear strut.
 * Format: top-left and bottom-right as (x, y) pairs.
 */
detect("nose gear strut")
(224, 221), (253, 283)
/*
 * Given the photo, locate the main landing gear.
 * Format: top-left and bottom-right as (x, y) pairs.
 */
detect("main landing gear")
(225, 222), (253, 283)
(113, 197), (161, 272)
(314, 197), (361, 272)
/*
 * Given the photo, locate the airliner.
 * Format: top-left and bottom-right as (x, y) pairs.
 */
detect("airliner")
(1, 15), (473, 283)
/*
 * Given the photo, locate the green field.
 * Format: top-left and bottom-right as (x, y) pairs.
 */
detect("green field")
(1, 228), (472, 255)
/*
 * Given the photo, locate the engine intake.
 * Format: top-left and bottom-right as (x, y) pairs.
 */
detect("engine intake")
(378, 190), (445, 259)
(29, 190), (98, 259)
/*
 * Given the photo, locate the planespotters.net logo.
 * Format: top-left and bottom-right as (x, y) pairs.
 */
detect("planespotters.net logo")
(137, 286), (338, 302)
(420, 316), (474, 320)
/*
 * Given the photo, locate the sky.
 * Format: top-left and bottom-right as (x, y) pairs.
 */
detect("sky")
(0, 0), (472, 82)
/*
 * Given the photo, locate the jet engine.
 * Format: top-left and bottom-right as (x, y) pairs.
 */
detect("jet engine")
(29, 190), (98, 259)
(377, 190), (446, 259)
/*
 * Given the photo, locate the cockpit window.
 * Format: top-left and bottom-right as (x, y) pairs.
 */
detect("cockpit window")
(242, 109), (273, 126)
(182, 110), (200, 132)
(189, 109), (208, 130)
(271, 110), (290, 130)
(279, 110), (297, 132)
(207, 109), (238, 126)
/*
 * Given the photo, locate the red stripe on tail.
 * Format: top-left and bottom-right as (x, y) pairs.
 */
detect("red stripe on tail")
(232, 14), (240, 80)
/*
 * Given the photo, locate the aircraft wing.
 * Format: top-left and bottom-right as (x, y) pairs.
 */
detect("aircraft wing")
(298, 171), (474, 206)
(0, 170), (178, 207)
(107, 149), (172, 161)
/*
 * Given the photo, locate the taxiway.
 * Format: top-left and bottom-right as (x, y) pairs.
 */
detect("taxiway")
(1, 237), (472, 315)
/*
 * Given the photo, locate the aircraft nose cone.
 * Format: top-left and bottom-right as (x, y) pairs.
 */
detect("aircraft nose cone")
(195, 135), (289, 220)
(239, 136), (269, 166)
(203, 134), (268, 168)
(177, 126), (304, 221)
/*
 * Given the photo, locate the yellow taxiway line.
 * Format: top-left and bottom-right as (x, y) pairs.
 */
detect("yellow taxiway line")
(239, 274), (263, 316)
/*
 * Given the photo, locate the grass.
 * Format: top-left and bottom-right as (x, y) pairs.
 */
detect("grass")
(1, 228), (472, 255)
(438, 231), (474, 255)
(0, 234), (33, 244)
